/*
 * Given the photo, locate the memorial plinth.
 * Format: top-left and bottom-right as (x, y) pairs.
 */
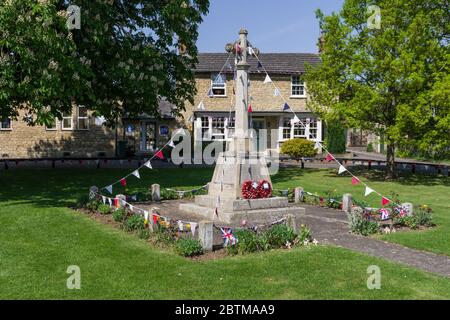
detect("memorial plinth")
(179, 28), (305, 224)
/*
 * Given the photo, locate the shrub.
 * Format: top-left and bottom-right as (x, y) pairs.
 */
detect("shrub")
(86, 199), (101, 212)
(299, 225), (312, 243)
(123, 214), (145, 232)
(280, 139), (317, 158)
(367, 142), (374, 152)
(97, 204), (112, 215)
(325, 124), (346, 154)
(415, 205), (434, 227)
(160, 188), (179, 201)
(151, 224), (177, 245)
(266, 224), (296, 248)
(112, 208), (127, 222)
(232, 230), (265, 254)
(138, 228), (151, 240)
(175, 238), (204, 257)
(348, 210), (380, 236)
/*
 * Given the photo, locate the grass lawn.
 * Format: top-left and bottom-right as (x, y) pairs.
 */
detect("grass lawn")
(273, 168), (450, 256)
(1, 167), (450, 299)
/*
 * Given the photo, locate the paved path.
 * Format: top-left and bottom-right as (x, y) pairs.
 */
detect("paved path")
(292, 203), (450, 278)
(140, 199), (450, 277)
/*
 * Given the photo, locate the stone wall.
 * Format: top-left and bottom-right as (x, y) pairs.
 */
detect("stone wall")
(179, 72), (309, 124)
(0, 108), (117, 159)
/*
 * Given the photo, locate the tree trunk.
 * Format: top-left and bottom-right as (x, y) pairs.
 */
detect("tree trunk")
(386, 143), (396, 179)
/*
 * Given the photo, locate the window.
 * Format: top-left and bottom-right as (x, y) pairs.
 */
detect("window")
(281, 118), (291, 140)
(77, 106), (89, 130)
(291, 76), (306, 97)
(211, 73), (226, 97)
(201, 116), (210, 140)
(279, 117), (319, 141)
(309, 118), (318, 139)
(0, 117), (12, 130)
(293, 123), (306, 138)
(62, 111), (73, 130)
(211, 117), (225, 140)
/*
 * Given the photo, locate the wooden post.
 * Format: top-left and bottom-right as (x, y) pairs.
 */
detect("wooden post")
(151, 184), (161, 202)
(294, 187), (304, 204)
(285, 214), (298, 234)
(198, 221), (213, 252)
(342, 194), (353, 213)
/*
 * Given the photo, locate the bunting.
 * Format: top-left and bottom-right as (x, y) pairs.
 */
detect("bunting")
(351, 177), (360, 185)
(105, 185), (113, 194)
(263, 74), (272, 84)
(144, 161), (153, 169)
(197, 101), (205, 110)
(248, 104), (253, 113)
(190, 222), (198, 236)
(338, 165), (347, 175)
(326, 153), (334, 162)
(120, 178), (127, 187)
(274, 88), (281, 97)
(282, 102), (290, 111)
(291, 115), (300, 125)
(365, 186), (375, 197)
(169, 140), (176, 148)
(382, 197), (391, 206)
(132, 170), (140, 179)
(155, 150), (165, 160)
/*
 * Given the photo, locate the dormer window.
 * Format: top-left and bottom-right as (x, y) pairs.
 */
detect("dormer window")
(211, 73), (226, 97)
(291, 75), (306, 97)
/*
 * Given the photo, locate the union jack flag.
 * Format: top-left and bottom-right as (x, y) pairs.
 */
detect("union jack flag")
(220, 227), (238, 247)
(394, 206), (408, 217)
(379, 208), (390, 220)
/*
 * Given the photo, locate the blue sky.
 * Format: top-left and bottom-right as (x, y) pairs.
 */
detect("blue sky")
(197, 0), (344, 53)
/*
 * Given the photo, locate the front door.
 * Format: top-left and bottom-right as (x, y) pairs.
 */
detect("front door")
(140, 122), (156, 152)
(251, 118), (267, 152)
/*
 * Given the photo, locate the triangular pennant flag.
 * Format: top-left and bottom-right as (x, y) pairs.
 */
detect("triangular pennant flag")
(365, 186), (375, 197)
(382, 197), (390, 206)
(248, 47), (255, 56)
(274, 88), (281, 97)
(107, 198), (112, 206)
(152, 214), (160, 225)
(190, 222), (198, 236)
(282, 102), (290, 111)
(338, 165), (347, 175)
(132, 170), (140, 179)
(248, 104), (253, 113)
(144, 210), (149, 222)
(169, 140), (176, 148)
(351, 177), (360, 185)
(263, 74), (272, 84)
(257, 61), (263, 69)
(291, 115), (300, 124)
(326, 153), (334, 162)
(105, 185), (113, 194)
(155, 150), (165, 160)
(177, 221), (184, 231)
(144, 161), (152, 169)
(197, 101), (205, 110)
(314, 141), (321, 150)
(120, 178), (127, 187)
(101, 196), (106, 204)
(175, 128), (186, 136)
(208, 88), (214, 97)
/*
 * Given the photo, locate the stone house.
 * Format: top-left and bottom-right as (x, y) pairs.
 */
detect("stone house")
(0, 52), (323, 159)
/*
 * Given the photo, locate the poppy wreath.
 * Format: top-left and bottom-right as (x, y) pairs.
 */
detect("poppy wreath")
(256, 180), (272, 199)
(242, 180), (259, 199)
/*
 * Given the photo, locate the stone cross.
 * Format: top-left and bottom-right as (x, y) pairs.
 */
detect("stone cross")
(225, 29), (259, 154)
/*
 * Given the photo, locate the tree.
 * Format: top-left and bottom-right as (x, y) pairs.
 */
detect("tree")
(0, 0), (209, 126)
(304, 0), (450, 178)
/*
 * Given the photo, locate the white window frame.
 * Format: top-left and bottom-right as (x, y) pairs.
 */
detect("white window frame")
(0, 117), (12, 131)
(62, 111), (73, 130)
(197, 116), (235, 142)
(291, 75), (306, 98)
(211, 116), (226, 141)
(77, 105), (89, 130)
(211, 73), (227, 97)
(278, 117), (321, 142)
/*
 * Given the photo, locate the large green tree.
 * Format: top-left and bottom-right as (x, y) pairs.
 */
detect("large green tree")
(305, 0), (449, 178)
(0, 0), (209, 126)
